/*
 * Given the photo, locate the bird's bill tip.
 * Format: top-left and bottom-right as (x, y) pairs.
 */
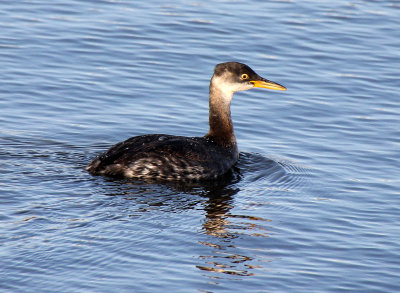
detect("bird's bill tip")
(251, 80), (287, 91)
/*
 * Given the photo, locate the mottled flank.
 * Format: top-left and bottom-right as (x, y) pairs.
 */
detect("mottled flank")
(87, 134), (238, 181)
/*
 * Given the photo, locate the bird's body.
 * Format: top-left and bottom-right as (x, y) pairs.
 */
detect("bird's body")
(87, 134), (238, 180)
(87, 62), (286, 181)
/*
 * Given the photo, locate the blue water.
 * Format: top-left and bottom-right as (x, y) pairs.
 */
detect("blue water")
(1, 1), (399, 292)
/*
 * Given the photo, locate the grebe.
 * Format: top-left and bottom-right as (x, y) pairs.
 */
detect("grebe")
(87, 62), (286, 181)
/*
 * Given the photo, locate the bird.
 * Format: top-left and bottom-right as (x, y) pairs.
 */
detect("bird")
(87, 62), (286, 181)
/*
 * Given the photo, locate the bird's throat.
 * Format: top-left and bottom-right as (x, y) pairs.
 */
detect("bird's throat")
(206, 83), (236, 147)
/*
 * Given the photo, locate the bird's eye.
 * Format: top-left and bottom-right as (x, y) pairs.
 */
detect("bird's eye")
(241, 73), (249, 80)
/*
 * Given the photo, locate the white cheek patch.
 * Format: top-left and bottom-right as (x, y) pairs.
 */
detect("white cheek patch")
(212, 75), (234, 95)
(212, 74), (253, 95)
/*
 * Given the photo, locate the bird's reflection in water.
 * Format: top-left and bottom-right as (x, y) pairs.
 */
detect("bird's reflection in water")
(197, 189), (273, 277)
(203, 191), (236, 238)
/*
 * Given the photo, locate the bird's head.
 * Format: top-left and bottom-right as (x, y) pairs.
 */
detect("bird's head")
(211, 62), (286, 94)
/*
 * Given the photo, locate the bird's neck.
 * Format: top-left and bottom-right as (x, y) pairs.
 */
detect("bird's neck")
(205, 79), (237, 147)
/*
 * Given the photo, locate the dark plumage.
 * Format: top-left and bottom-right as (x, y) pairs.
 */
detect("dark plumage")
(87, 62), (286, 181)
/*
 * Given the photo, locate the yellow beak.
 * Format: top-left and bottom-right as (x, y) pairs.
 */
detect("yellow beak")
(251, 80), (287, 91)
